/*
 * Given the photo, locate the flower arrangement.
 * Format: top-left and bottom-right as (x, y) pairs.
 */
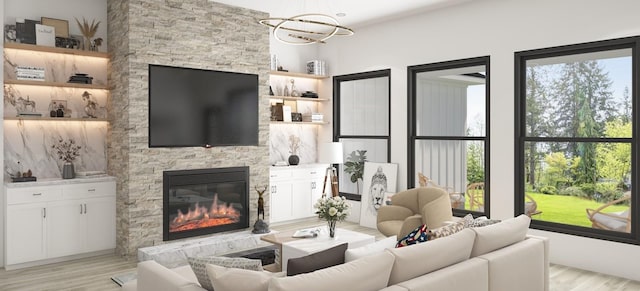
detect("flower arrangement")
(314, 196), (350, 222)
(52, 138), (81, 163)
(288, 134), (301, 155)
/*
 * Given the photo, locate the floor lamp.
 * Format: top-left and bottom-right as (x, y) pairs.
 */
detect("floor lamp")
(318, 142), (343, 197)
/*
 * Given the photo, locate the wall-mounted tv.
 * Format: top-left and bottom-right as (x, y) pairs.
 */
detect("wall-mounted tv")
(148, 64), (259, 148)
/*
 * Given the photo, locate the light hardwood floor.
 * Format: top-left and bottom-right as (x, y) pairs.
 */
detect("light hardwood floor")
(1, 219), (639, 291)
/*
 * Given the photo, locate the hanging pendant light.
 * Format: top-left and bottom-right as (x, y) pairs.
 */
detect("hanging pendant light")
(259, 13), (354, 45)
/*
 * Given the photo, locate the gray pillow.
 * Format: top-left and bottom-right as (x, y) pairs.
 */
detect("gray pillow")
(188, 256), (263, 291)
(286, 243), (348, 276)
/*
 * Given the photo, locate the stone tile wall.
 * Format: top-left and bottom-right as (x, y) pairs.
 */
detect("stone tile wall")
(108, 0), (270, 257)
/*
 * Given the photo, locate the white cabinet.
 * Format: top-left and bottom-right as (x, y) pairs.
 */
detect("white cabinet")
(4, 178), (116, 268)
(270, 165), (326, 223)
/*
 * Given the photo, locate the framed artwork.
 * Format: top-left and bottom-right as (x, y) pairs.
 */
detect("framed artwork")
(41, 17), (69, 38)
(359, 162), (398, 228)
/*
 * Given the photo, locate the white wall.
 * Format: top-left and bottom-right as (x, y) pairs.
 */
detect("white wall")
(4, 0), (107, 51)
(312, 0), (640, 282)
(0, 0), (5, 269)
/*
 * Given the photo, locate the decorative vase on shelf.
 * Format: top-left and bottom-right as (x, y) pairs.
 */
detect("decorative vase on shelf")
(288, 155), (300, 166)
(62, 162), (75, 179)
(328, 220), (337, 238)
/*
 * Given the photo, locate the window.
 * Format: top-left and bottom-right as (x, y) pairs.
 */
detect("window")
(515, 37), (638, 243)
(334, 70), (391, 200)
(408, 57), (490, 216)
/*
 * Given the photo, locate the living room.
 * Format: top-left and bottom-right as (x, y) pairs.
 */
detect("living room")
(1, 0), (640, 290)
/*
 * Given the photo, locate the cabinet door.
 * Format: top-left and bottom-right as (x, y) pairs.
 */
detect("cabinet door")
(6, 203), (47, 265)
(291, 181), (312, 219)
(47, 200), (86, 258)
(85, 196), (116, 252)
(270, 182), (292, 223)
(310, 177), (325, 213)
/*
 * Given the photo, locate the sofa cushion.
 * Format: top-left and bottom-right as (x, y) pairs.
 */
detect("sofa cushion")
(137, 260), (202, 291)
(470, 214), (531, 257)
(286, 243), (347, 276)
(396, 224), (429, 248)
(345, 235), (397, 262)
(387, 228), (475, 285)
(206, 264), (283, 291)
(396, 258), (489, 291)
(188, 256), (263, 291)
(421, 193), (453, 228)
(269, 251), (395, 291)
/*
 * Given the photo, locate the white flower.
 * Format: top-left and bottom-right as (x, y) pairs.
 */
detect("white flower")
(328, 207), (338, 216)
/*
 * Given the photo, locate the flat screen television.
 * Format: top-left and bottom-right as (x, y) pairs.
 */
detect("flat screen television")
(148, 64), (259, 147)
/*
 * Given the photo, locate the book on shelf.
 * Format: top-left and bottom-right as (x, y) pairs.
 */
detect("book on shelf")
(17, 112), (43, 117)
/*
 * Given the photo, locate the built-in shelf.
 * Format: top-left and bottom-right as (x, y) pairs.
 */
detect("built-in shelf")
(4, 79), (109, 90)
(265, 95), (329, 102)
(269, 70), (328, 79)
(4, 116), (108, 121)
(270, 121), (329, 125)
(4, 42), (109, 58)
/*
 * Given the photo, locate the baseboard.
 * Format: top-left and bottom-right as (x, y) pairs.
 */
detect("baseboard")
(4, 249), (115, 270)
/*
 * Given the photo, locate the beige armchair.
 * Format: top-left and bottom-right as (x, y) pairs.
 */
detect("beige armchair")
(377, 187), (453, 238)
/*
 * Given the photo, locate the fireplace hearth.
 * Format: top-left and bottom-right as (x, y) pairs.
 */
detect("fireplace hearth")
(163, 167), (250, 241)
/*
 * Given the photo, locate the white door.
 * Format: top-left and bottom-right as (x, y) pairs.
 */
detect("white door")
(291, 181), (312, 219)
(310, 177), (325, 214)
(270, 181), (292, 223)
(6, 203), (47, 264)
(47, 200), (85, 258)
(85, 196), (116, 252)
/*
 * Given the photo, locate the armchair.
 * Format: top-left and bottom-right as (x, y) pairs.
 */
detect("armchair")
(586, 192), (631, 233)
(377, 187), (452, 238)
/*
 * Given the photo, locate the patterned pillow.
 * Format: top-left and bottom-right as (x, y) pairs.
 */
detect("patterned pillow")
(188, 256), (263, 291)
(396, 224), (430, 248)
(465, 215), (502, 228)
(428, 218), (467, 240)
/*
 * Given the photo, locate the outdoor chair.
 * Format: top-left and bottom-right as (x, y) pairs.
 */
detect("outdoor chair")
(525, 194), (542, 217)
(586, 192), (631, 233)
(466, 182), (485, 212)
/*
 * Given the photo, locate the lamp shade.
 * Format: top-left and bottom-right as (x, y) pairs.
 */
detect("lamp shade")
(318, 142), (344, 164)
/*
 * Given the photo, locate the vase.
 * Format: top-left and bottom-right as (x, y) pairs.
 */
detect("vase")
(327, 220), (337, 238)
(288, 155), (300, 165)
(62, 162), (75, 179)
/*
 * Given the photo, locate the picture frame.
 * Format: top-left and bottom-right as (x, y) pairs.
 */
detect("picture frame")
(359, 162), (398, 228)
(41, 17), (69, 38)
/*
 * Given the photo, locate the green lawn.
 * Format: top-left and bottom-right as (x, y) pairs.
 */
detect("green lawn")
(526, 192), (629, 227)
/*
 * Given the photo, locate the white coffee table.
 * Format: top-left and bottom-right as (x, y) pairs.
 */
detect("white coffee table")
(280, 227), (375, 271)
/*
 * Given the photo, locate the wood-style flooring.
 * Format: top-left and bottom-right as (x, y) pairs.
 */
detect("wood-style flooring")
(1, 219), (639, 291)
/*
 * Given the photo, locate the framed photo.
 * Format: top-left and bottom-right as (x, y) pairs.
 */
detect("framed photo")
(41, 17), (69, 38)
(359, 162), (398, 228)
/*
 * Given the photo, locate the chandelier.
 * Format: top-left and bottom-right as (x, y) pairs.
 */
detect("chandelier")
(259, 13), (354, 45)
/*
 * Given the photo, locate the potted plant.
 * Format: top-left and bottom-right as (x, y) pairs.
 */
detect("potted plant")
(344, 150), (367, 194)
(52, 138), (81, 179)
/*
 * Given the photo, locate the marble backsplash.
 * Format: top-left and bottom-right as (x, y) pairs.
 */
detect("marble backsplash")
(269, 124), (318, 165)
(4, 119), (107, 179)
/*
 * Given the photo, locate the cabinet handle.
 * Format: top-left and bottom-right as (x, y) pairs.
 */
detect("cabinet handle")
(84, 204), (87, 214)
(43, 208), (46, 218)
(311, 182), (316, 189)
(81, 204), (83, 214)
(310, 171), (317, 175)
(32, 193), (42, 196)
(88, 188), (96, 192)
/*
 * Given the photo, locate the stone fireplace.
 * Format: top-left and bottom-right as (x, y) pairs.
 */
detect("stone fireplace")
(163, 167), (250, 241)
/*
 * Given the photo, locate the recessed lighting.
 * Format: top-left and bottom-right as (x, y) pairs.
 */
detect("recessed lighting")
(336, 12), (346, 17)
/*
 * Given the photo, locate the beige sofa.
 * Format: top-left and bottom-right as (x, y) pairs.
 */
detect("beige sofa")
(377, 187), (453, 238)
(123, 215), (549, 291)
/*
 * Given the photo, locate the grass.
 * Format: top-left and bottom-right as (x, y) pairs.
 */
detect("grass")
(526, 192), (629, 228)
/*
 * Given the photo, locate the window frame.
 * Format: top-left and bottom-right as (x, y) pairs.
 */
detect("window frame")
(514, 36), (640, 244)
(408, 56), (491, 217)
(333, 69), (392, 201)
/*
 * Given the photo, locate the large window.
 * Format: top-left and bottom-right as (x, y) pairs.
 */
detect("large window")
(334, 70), (391, 200)
(515, 37), (639, 243)
(408, 57), (490, 216)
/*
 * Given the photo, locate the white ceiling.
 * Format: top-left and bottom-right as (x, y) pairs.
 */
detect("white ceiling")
(211, 0), (474, 28)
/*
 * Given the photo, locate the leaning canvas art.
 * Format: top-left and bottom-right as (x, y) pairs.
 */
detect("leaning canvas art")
(360, 162), (398, 228)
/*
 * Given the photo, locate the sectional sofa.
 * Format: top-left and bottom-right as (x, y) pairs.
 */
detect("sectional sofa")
(123, 215), (549, 291)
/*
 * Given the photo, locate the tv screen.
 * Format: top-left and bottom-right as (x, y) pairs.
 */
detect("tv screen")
(148, 65), (259, 147)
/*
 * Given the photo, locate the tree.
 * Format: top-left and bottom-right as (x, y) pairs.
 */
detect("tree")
(524, 66), (552, 187)
(575, 90), (598, 184)
(541, 152), (571, 188)
(597, 120), (631, 182)
(467, 142), (484, 184)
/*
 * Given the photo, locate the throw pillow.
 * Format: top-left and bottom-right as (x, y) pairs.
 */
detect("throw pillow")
(188, 256), (263, 291)
(428, 218), (467, 240)
(206, 264), (284, 291)
(286, 243), (348, 276)
(345, 235), (397, 262)
(269, 251), (395, 291)
(470, 214), (531, 257)
(396, 224), (429, 248)
(465, 215), (501, 228)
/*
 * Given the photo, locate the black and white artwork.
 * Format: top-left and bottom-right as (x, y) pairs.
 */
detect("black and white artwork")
(359, 162), (398, 228)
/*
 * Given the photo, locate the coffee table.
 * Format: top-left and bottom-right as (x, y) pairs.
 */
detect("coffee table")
(261, 226), (375, 271)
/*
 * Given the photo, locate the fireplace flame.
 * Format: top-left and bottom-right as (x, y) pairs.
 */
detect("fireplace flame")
(170, 193), (241, 232)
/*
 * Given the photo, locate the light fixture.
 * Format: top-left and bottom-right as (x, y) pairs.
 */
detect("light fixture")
(318, 142), (344, 197)
(259, 13), (353, 45)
